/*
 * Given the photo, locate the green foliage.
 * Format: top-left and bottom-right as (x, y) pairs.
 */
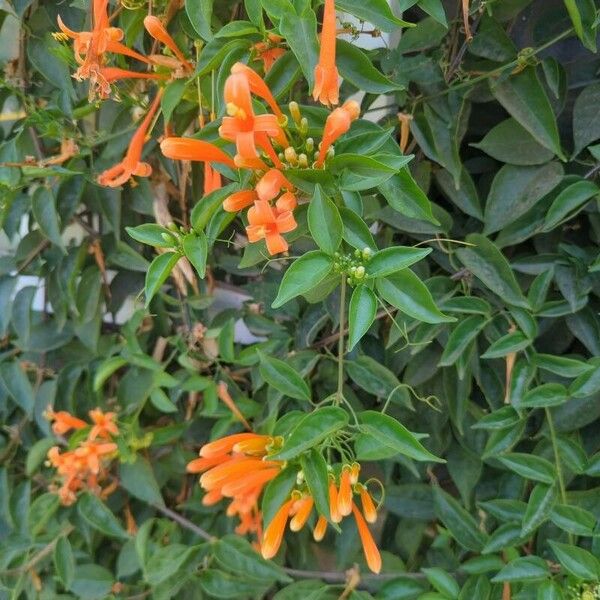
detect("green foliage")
(1, 0), (600, 598)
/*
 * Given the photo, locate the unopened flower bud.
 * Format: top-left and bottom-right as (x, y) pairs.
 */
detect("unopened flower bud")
(355, 266), (365, 279)
(284, 146), (298, 164)
(300, 117), (308, 135)
(305, 137), (314, 153)
(362, 247), (373, 260)
(289, 101), (301, 125)
(298, 153), (308, 168)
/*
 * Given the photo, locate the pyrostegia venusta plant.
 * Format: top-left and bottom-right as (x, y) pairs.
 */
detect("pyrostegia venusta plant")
(51, 0), (452, 581)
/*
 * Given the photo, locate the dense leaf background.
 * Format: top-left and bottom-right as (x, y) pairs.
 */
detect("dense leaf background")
(1, 0), (600, 598)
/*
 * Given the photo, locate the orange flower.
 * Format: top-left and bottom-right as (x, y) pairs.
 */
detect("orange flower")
(261, 499), (294, 559)
(275, 191), (297, 212)
(97, 91), (162, 187)
(187, 453), (230, 474)
(223, 190), (258, 213)
(88, 408), (119, 440)
(312, 0), (340, 106)
(96, 67), (167, 85)
(45, 408), (87, 436)
(359, 486), (377, 524)
(143, 16), (193, 73)
(255, 169), (294, 202)
(220, 468), (280, 497)
(160, 137), (236, 168)
(337, 466), (353, 517)
(315, 100), (360, 168)
(246, 200), (297, 255)
(313, 515), (328, 541)
(57, 0), (151, 99)
(290, 495), (314, 532)
(204, 164), (222, 195)
(199, 432), (269, 458)
(74, 441), (118, 475)
(329, 480), (342, 523)
(350, 462), (361, 485)
(253, 34), (286, 72)
(231, 63), (284, 121)
(352, 502), (381, 574)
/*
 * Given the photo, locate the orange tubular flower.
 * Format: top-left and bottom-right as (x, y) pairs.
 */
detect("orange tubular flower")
(143, 16), (193, 73)
(217, 381), (251, 430)
(223, 190), (258, 213)
(352, 502), (382, 574)
(46, 409), (87, 436)
(160, 137), (236, 168)
(359, 486), (377, 524)
(255, 169), (294, 202)
(329, 480), (342, 523)
(246, 200), (297, 256)
(88, 408), (118, 440)
(261, 499), (294, 559)
(57, 0), (152, 99)
(200, 433), (270, 458)
(97, 91), (162, 187)
(253, 35), (286, 72)
(337, 466), (353, 517)
(204, 164), (222, 195)
(186, 453), (230, 474)
(313, 515), (328, 541)
(313, 0), (340, 106)
(290, 495), (314, 532)
(316, 100), (360, 168)
(74, 441), (118, 475)
(97, 67), (167, 85)
(231, 63), (284, 120)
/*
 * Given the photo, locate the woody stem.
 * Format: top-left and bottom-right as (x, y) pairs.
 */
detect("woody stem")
(337, 275), (346, 403)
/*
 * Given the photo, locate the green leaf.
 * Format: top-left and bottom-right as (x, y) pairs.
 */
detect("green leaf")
(346, 356), (407, 402)
(185, 0), (214, 41)
(347, 285), (377, 351)
(261, 467), (298, 528)
(300, 449), (331, 522)
(543, 180), (599, 231)
(550, 504), (597, 536)
(307, 185), (342, 255)
(439, 315), (487, 367)
(215, 20), (260, 37)
(491, 67), (565, 159)
(521, 484), (556, 537)
(536, 581), (566, 600)
(120, 458), (164, 506)
(378, 169), (439, 224)
(26, 438), (56, 476)
(433, 486), (487, 551)
(0, 362), (34, 415)
(570, 366), (600, 398)
(563, 0), (597, 52)
(422, 568), (460, 598)
(472, 118), (554, 166)
(144, 252), (181, 307)
(533, 353), (593, 378)
(191, 184), (237, 232)
(32, 187), (64, 250)
(366, 247), (432, 279)
(456, 234), (529, 308)
(573, 83), (600, 155)
(145, 544), (196, 586)
(337, 39), (401, 94)
(216, 535), (291, 582)
(491, 556), (549, 583)
(70, 564), (114, 600)
(270, 407), (349, 460)
(78, 493), (129, 539)
(161, 79), (188, 122)
(496, 453), (556, 484)
(272, 251), (334, 308)
(418, 0), (447, 26)
(182, 232), (208, 278)
(259, 351), (311, 402)
(336, 0), (414, 31)
(481, 331), (531, 359)
(279, 8), (318, 88)
(93, 357), (128, 391)
(520, 383), (568, 408)
(549, 541), (600, 580)
(127, 224), (176, 248)
(53, 536), (75, 589)
(376, 270), (455, 324)
(340, 207), (377, 251)
(484, 162), (563, 233)
(359, 411), (444, 463)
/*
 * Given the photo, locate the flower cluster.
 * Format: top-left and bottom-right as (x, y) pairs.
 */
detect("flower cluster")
(187, 433), (382, 573)
(58, 0), (358, 256)
(45, 407), (119, 506)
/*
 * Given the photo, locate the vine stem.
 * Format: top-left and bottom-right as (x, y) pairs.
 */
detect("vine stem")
(544, 407), (573, 545)
(337, 276), (347, 403)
